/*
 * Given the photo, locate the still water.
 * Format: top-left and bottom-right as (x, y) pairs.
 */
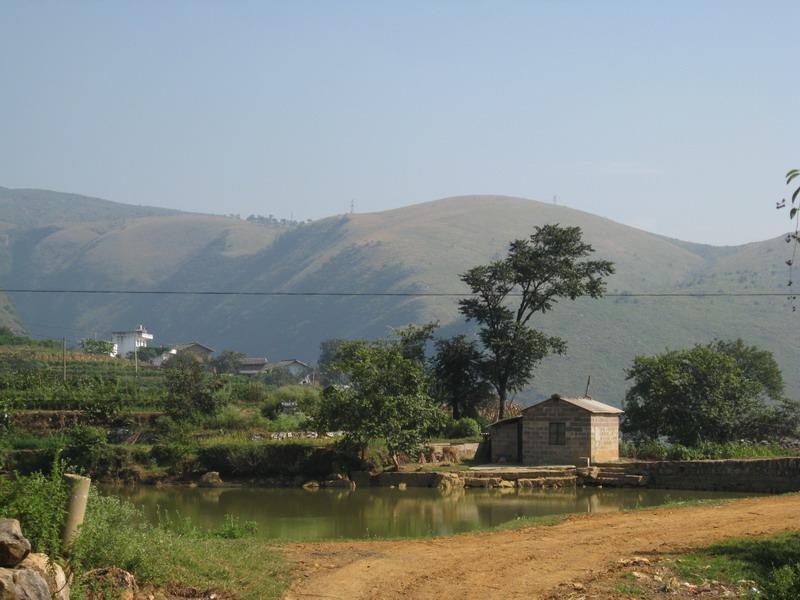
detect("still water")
(105, 485), (752, 541)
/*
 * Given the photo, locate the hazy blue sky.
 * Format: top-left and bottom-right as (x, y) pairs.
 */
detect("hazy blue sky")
(1, 1), (797, 245)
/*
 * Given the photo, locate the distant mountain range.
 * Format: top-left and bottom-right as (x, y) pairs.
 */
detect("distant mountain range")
(0, 185), (795, 405)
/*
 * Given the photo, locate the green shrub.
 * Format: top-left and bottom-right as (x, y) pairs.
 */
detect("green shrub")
(150, 443), (198, 475)
(261, 397), (282, 420)
(71, 493), (169, 583)
(63, 424), (109, 472)
(207, 404), (267, 430)
(766, 564), (800, 599)
(263, 413), (311, 432)
(229, 380), (269, 404)
(0, 458), (68, 558)
(448, 417), (482, 438)
(262, 385), (321, 417)
(198, 441), (343, 477)
(212, 514), (258, 539)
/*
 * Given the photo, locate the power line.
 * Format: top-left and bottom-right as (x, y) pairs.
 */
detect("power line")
(0, 287), (795, 299)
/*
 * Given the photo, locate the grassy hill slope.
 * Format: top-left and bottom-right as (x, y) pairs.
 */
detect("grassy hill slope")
(1, 190), (796, 405)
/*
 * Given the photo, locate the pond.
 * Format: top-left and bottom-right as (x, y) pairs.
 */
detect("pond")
(104, 485), (753, 542)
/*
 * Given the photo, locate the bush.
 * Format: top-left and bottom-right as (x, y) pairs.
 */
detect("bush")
(263, 413), (311, 432)
(620, 438), (795, 461)
(207, 404), (267, 430)
(197, 441), (344, 477)
(71, 493), (169, 583)
(64, 424), (109, 472)
(447, 417), (482, 439)
(0, 458), (68, 558)
(262, 385), (321, 417)
(212, 514), (258, 539)
(229, 380), (269, 404)
(150, 442), (198, 475)
(767, 564), (800, 600)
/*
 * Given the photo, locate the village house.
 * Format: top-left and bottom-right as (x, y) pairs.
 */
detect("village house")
(264, 359), (315, 383)
(236, 357), (315, 383)
(111, 325), (153, 358)
(171, 342), (215, 362)
(237, 356), (270, 376)
(489, 394), (623, 465)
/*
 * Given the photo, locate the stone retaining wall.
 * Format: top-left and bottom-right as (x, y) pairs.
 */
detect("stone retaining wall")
(603, 457), (800, 493)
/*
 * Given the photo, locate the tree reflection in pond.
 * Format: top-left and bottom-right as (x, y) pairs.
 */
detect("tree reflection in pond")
(103, 485), (752, 541)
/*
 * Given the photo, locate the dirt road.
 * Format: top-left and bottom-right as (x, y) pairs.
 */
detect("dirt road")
(283, 494), (800, 599)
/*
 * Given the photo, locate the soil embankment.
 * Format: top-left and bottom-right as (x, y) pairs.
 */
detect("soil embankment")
(284, 494), (800, 600)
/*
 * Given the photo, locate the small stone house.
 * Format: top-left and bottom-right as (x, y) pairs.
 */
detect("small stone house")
(489, 394), (623, 465)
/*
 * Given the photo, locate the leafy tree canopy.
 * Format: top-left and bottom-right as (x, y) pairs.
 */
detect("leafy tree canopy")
(163, 354), (226, 421)
(209, 350), (247, 375)
(313, 329), (444, 467)
(431, 335), (494, 419)
(79, 338), (114, 355)
(623, 340), (797, 445)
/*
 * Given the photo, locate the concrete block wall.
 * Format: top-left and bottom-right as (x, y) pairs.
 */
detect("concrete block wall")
(615, 457), (800, 493)
(490, 421), (520, 462)
(590, 415), (620, 462)
(522, 401), (591, 465)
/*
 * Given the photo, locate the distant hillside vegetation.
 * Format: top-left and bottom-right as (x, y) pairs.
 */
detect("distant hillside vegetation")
(0, 188), (795, 404)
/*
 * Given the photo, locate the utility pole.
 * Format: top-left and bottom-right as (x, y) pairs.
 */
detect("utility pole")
(62, 337), (67, 383)
(584, 375), (591, 398)
(350, 199), (355, 214)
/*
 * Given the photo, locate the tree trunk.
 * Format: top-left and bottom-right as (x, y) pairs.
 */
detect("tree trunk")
(391, 452), (401, 471)
(498, 388), (507, 420)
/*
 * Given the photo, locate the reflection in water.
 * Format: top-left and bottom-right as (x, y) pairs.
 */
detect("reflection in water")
(104, 485), (751, 541)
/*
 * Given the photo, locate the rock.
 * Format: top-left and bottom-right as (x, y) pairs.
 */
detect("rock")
(198, 472), (223, 488)
(0, 567), (50, 600)
(323, 479), (355, 489)
(432, 473), (463, 492)
(464, 477), (501, 488)
(497, 480), (515, 488)
(0, 519), (31, 567)
(397, 483), (407, 491)
(16, 554), (69, 600)
(82, 567), (137, 600)
(302, 480), (320, 490)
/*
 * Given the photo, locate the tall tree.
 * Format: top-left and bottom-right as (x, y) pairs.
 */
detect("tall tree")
(459, 224), (614, 419)
(431, 335), (493, 419)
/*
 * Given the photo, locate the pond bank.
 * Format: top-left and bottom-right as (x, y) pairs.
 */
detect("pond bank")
(369, 456), (800, 493)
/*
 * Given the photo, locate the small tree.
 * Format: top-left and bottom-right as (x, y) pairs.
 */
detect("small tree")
(209, 350), (246, 375)
(79, 338), (114, 355)
(164, 354), (225, 420)
(431, 335), (493, 419)
(459, 225), (614, 419)
(313, 337), (443, 468)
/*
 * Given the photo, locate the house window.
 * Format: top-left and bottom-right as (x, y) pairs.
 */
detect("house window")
(549, 422), (566, 445)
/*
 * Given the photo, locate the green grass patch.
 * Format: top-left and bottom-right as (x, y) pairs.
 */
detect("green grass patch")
(673, 531), (800, 599)
(485, 514), (568, 533)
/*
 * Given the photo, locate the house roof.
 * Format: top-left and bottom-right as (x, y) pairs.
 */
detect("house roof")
(238, 357), (269, 367)
(265, 359), (312, 370)
(522, 394), (624, 415)
(489, 415), (523, 428)
(173, 342), (215, 353)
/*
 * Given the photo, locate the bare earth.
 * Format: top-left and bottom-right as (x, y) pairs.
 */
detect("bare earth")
(283, 494), (800, 600)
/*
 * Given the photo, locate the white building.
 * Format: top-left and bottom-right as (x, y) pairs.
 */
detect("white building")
(111, 325), (154, 358)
